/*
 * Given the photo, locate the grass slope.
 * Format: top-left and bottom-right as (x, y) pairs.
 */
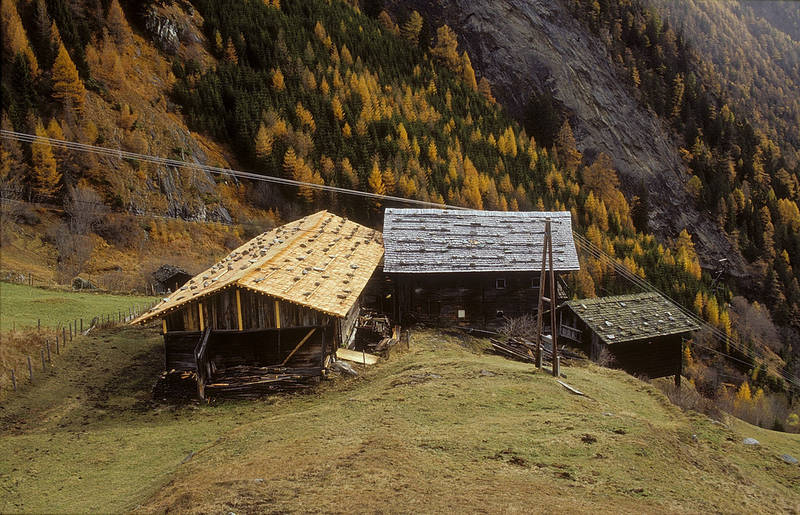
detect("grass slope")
(0, 282), (158, 331)
(0, 328), (798, 513)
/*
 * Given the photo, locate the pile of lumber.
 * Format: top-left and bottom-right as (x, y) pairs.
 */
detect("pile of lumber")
(204, 365), (320, 399)
(152, 370), (198, 402)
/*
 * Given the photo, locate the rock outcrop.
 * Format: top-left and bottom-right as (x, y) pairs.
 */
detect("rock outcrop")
(388, 0), (746, 275)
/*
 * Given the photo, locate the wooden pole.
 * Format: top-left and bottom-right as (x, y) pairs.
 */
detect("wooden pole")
(37, 319), (40, 332)
(56, 336), (59, 355)
(41, 349), (46, 371)
(80, 318), (83, 332)
(534, 220), (549, 368)
(548, 221), (559, 378)
(69, 322), (73, 342)
(162, 319), (167, 335)
(27, 356), (33, 382)
(63, 327), (66, 346)
(11, 369), (16, 391)
(46, 342), (51, 362)
(274, 300), (281, 329)
(236, 289), (244, 331)
(198, 302), (204, 331)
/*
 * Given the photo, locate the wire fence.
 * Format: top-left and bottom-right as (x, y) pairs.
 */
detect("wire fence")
(1, 294), (158, 398)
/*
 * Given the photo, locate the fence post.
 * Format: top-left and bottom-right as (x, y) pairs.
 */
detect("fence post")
(62, 327), (66, 346)
(46, 342), (51, 362)
(38, 319), (41, 332)
(56, 336), (60, 355)
(69, 322), (73, 342)
(11, 369), (16, 391)
(27, 356), (33, 382)
(80, 318), (83, 333)
(74, 319), (77, 337)
(41, 349), (46, 371)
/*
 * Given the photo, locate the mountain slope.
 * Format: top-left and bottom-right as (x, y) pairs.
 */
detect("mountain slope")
(385, 0), (747, 275)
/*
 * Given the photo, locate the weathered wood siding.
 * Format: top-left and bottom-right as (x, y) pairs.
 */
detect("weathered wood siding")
(164, 287), (332, 334)
(164, 331), (202, 371)
(392, 271), (547, 326)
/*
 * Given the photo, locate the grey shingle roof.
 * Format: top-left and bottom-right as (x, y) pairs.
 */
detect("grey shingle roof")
(566, 292), (701, 344)
(383, 209), (580, 273)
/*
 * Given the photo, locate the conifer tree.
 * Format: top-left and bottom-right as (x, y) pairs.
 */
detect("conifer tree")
(107, 0), (132, 47)
(254, 124), (273, 158)
(478, 77), (495, 103)
(461, 51), (478, 92)
(1, 0), (39, 76)
(51, 43), (85, 112)
(225, 38), (238, 64)
(431, 25), (461, 73)
(32, 121), (61, 198)
(401, 11), (423, 44)
(282, 147), (297, 179)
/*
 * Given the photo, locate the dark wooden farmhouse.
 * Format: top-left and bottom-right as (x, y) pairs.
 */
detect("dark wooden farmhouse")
(562, 292), (700, 385)
(382, 209), (580, 327)
(133, 211), (384, 398)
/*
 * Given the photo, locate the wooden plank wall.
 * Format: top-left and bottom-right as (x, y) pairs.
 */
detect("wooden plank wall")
(164, 331), (203, 370)
(393, 271), (544, 326)
(164, 288), (334, 336)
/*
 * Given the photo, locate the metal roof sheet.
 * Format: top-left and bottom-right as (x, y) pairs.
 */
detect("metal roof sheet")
(382, 209), (580, 273)
(566, 292), (700, 344)
(132, 211), (383, 322)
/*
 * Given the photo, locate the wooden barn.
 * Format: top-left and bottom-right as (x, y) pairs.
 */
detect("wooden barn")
(132, 211), (383, 398)
(562, 292), (700, 384)
(382, 209), (580, 326)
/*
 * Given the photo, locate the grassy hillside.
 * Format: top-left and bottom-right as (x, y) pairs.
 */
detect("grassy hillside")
(0, 282), (158, 331)
(1, 326), (797, 513)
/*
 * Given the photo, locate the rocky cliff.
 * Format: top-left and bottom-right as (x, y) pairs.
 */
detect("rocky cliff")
(389, 0), (747, 275)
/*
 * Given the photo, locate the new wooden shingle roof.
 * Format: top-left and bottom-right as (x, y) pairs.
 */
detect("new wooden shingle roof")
(132, 211), (383, 322)
(566, 292), (700, 344)
(382, 209), (580, 273)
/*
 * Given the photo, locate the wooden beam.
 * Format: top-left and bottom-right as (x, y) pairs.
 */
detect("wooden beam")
(274, 300), (281, 329)
(162, 319), (167, 335)
(198, 302), (204, 331)
(280, 328), (316, 366)
(236, 289), (243, 331)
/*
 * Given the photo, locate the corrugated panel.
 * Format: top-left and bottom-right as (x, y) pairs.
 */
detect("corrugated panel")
(383, 209), (580, 273)
(132, 211), (384, 323)
(566, 292), (701, 344)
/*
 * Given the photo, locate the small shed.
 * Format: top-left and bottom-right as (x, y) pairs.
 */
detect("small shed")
(563, 292), (700, 384)
(152, 264), (193, 293)
(382, 209), (580, 326)
(132, 211), (383, 398)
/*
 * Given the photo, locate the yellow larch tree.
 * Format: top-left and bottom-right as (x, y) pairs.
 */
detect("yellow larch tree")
(254, 123), (273, 158)
(272, 68), (285, 91)
(478, 77), (495, 103)
(461, 51), (478, 91)
(1, 0), (39, 76)
(431, 25), (461, 73)
(51, 43), (86, 112)
(32, 121), (61, 197)
(401, 11), (423, 44)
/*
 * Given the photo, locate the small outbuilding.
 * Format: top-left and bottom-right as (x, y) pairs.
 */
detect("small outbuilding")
(563, 292), (700, 384)
(152, 264), (193, 294)
(133, 211), (383, 398)
(382, 209), (580, 326)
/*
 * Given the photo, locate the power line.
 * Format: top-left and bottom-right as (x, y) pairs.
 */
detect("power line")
(3, 130), (796, 388)
(0, 129), (465, 211)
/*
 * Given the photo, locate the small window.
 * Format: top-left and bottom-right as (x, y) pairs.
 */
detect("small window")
(495, 278), (507, 289)
(457, 309), (466, 319)
(531, 277), (540, 289)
